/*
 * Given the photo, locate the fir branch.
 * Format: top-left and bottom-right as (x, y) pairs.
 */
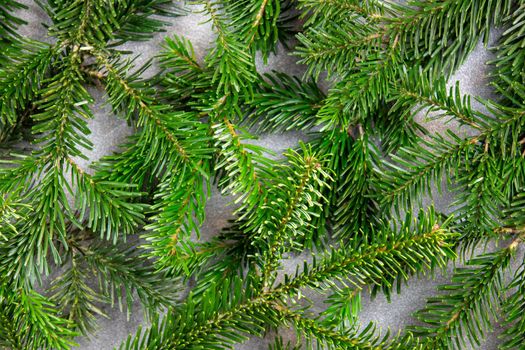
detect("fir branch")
(316, 49), (401, 129)
(97, 53), (213, 256)
(0, 288), (77, 349)
(279, 306), (385, 350)
(320, 287), (362, 330)
(47, 0), (115, 44)
(297, 0), (518, 131)
(297, 0), (388, 26)
(276, 209), (455, 297)
(160, 34), (203, 71)
(504, 189), (525, 231)
(197, 0), (257, 95)
(67, 157), (147, 243)
(48, 254), (106, 335)
(210, 95), (273, 216)
(390, 0), (515, 74)
(248, 72), (325, 133)
(226, 0), (288, 59)
(158, 34), (207, 104)
(119, 276), (272, 349)
(499, 262), (525, 349)
(378, 101), (525, 212)
(3, 0), (525, 346)
(453, 151), (506, 251)
(377, 131), (470, 213)
(32, 50), (94, 160)
(294, 0), (393, 80)
(0, 308), (23, 349)
(0, 166), (77, 286)
(0, 39), (56, 127)
(0, 191), (27, 240)
(409, 237), (521, 349)
(294, 19), (385, 80)
(97, 53), (207, 166)
(0, 49), (105, 286)
(83, 242), (180, 315)
(257, 144), (332, 288)
(333, 131), (381, 238)
(392, 68), (487, 130)
(47, 0), (182, 45)
(490, 4), (525, 101)
(111, 0), (185, 44)
(142, 166), (209, 273)
(119, 209), (454, 349)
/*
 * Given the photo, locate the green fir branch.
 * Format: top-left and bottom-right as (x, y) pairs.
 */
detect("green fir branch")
(499, 261), (525, 349)
(409, 238), (521, 349)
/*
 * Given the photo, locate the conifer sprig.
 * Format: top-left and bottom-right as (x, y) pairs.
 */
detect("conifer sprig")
(120, 209), (455, 349)
(409, 238), (521, 349)
(0, 1), (186, 344)
(500, 260), (525, 349)
(2, 0), (525, 348)
(0, 40), (56, 127)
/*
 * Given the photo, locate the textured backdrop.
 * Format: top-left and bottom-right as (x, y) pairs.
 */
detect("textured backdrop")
(14, 1), (525, 349)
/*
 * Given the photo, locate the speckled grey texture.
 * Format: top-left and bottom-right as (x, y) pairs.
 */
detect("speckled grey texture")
(13, 1), (525, 349)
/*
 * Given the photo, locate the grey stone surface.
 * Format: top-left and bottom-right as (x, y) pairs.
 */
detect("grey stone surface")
(13, 1), (525, 349)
